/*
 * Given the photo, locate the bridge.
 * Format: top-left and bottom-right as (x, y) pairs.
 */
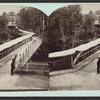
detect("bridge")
(0, 28), (42, 71)
(0, 28), (48, 90)
(49, 48), (100, 90)
(49, 33), (100, 90)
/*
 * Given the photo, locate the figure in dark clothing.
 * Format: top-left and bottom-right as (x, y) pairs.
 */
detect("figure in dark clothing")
(11, 55), (16, 75)
(97, 57), (100, 74)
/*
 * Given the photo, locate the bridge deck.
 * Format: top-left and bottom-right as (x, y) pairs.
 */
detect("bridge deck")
(0, 37), (48, 90)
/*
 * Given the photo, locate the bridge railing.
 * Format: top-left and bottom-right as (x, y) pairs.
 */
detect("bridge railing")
(15, 37), (42, 69)
(49, 43), (100, 71)
(75, 44), (100, 64)
(16, 62), (49, 75)
(0, 35), (32, 60)
(20, 62), (48, 70)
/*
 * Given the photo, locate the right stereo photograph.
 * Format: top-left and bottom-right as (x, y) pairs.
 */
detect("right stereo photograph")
(49, 4), (100, 91)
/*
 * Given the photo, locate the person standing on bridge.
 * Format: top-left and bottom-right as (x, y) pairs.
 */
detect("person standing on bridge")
(11, 55), (16, 75)
(97, 57), (100, 74)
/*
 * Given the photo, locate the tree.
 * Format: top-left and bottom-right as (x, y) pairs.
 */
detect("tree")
(80, 11), (96, 43)
(48, 5), (83, 52)
(0, 14), (8, 43)
(18, 7), (48, 36)
(0, 12), (21, 44)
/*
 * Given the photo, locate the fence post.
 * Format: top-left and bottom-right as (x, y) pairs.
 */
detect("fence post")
(71, 55), (74, 68)
(26, 64), (28, 73)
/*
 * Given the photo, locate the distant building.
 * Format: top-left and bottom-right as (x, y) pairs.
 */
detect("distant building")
(94, 11), (100, 27)
(6, 12), (19, 27)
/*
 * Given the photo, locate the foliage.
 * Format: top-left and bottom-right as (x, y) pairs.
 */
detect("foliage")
(81, 11), (96, 42)
(18, 7), (48, 36)
(0, 12), (21, 44)
(0, 14), (8, 44)
(48, 5), (83, 52)
(48, 5), (99, 53)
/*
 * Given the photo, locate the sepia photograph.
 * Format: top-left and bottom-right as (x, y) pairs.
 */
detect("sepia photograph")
(49, 4), (100, 91)
(1, 3), (100, 92)
(0, 5), (49, 91)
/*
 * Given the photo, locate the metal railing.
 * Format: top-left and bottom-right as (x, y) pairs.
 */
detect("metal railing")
(24, 62), (48, 70)
(16, 37), (42, 69)
(49, 44), (100, 71)
(16, 62), (49, 75)
(0, 37), (31, 59)
(75, 44), (100, 64)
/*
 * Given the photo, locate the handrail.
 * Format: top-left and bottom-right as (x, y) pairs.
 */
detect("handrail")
(49, 43), (100, 71)
(16, 37), (42, 69)
(75, 44), (100, 65)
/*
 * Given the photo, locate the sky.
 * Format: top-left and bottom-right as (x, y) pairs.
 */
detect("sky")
(0, 5), (22, 15)
(0, 4), (100, 16)
(80, 4), (100, 14)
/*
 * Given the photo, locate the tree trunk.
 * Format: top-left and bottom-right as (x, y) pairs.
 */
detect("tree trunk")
(59, 19), (66, 50)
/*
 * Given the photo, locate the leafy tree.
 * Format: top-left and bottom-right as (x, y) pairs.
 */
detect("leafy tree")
(80, 11), (96, 42)
(48, 5), (83, 52)
(0, 14), (8, 43)
(48, 5), (100, 54)
(0, 12), (21, 44)
(18, 7), (48, 36)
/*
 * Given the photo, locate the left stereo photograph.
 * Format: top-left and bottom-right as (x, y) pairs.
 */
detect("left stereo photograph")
(0, 5), (49, 91)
